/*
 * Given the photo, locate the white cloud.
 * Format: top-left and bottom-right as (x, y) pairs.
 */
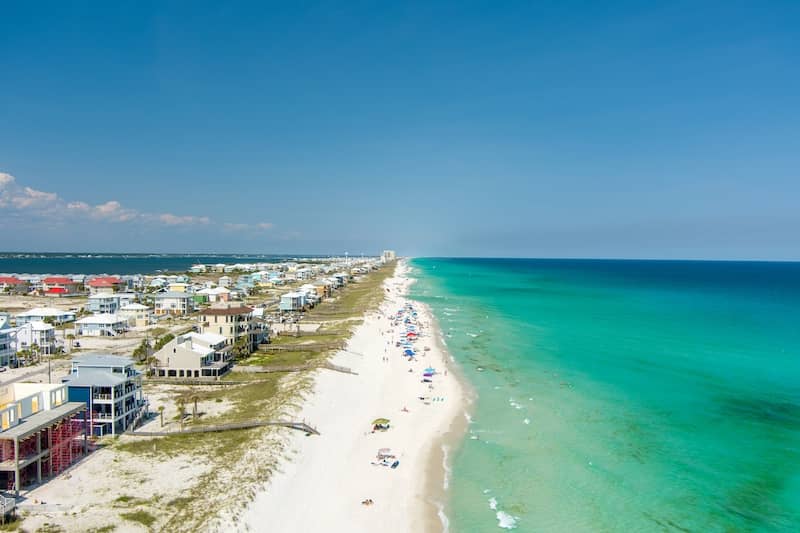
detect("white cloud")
(0, 171), (212, 228)
(159, 213), (210, 226)
(223, 221), (276, 232)
(67, 201), (90, 211)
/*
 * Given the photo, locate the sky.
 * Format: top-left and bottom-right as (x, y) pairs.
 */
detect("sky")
(1, 1), (799, 259)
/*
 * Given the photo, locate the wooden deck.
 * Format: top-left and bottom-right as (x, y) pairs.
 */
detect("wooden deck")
(130, 420), (320, 437)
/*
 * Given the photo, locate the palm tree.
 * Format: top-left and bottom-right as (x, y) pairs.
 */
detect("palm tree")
(158, 405), (165, 428)
(30, 343), (40, 365)
(190, 392), (200, 421)
(176, 399), (186, 431)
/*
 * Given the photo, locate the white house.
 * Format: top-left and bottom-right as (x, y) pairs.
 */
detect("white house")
(152, 332), (230, 379)
(75, 314), (128, 337)
(118, 303), (152, 328)
(15, 307), (76, 325)
(13, 321), (58, 355)
(197, 286), (231, 303)
(0, 315), (14, 367)
(154, 292), (194, 316)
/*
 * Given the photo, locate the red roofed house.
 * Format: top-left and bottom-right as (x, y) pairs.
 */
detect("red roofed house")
(87, 276), (123, 295)
(0, 276), (29, 294)
(42, 276), (80, 295)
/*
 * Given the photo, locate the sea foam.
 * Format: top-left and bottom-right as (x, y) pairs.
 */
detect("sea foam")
(497, 511), (519, 529)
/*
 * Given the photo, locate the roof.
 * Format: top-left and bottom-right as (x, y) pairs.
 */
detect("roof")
(185, 331), (227, 345)
(43, 276), (75, 284)
(0, 402), (86, 441)
(76, 313), (126, 325)
(201, 305), (253, 316)
(16, 307), (75, 318)
(88, 293), (117, 299)
(154, 291), (192, 299)
(63, 368), (128, 388)
(87, 277), (120, 287)
(72, 354), (135, 368)
(18, 320), (54, 332)
(120, 303), (149, 310)
(0, 276), (24, 284)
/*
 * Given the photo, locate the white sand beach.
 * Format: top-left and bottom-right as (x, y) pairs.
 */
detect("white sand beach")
(238, 261), (466, 533)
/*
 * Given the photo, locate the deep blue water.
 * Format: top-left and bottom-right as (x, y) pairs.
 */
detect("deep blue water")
(0, 253), (320, 274)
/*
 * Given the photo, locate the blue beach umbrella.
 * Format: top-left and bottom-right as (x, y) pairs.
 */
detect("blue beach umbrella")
(404, 349), (415, 356)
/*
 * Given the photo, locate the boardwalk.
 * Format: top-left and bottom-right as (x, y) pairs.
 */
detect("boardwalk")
(131, 420), (320, 437)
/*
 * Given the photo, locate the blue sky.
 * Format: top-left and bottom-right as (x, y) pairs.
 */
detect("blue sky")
(1, 1), (798, 259)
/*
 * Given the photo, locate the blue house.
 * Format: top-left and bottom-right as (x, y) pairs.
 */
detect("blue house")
(62, 355), (146, 436)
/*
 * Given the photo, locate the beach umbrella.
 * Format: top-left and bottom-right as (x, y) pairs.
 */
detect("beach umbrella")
(424, 367), (435, 373)
(372, 418), (390, 425)
(378, 448), (391, 454)
(404, 349), (415, 356)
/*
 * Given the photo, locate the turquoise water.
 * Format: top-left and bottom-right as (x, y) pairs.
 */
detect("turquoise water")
(410, 259), (800, 532)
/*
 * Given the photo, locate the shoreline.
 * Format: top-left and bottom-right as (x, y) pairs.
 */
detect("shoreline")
(237, 260), (469, 532)
(418, 298), (476, 532)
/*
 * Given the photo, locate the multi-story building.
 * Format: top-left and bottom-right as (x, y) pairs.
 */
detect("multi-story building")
(13, 321), (58, 356)
(152, 332), (231, 379)
(0, 382), (87, 495)
(62, 355), (146, 437)
(15, 307), (75, 326)
(198, 303), (264, 352)
(154, 292), (194, 316)
(86, 276), (122, 295)
(41, 276), (80, 295)
(0, 314), (14, 367)
(0, 276), (28, 294)
(87, 294), (119, 314)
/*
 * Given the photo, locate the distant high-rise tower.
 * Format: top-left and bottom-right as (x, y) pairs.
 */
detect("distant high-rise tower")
(382, 250), (397, 262)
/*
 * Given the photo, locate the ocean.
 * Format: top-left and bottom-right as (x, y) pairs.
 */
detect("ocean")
(410, 258), (800, 532)
(0, 253), (319, 275)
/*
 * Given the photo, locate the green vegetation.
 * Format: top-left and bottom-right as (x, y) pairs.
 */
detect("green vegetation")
(153, 333), (175, 351)
(87, 526), (117, 533)
(120, 510), (156, 528)
(132, 338), (151, 362)
(112, 262), (394, 532)
(0, 517), (21, 531)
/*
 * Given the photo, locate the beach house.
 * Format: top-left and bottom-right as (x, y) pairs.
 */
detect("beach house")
(198, 303), (263, 352)
(118, 303), (152, 327)
(279, 292), (305, 312)
(75, 314), (128, 337)
(86, 276), (122, 295)
(152, 332), (231, 379)
(197, 286), (231, 303)
(0, 276), (28, 294)
(13, 321), (58, 356)
(87, 293), (119, 314)
(154, 292), (194, 316)
(15, 308), (76, 326)
(0, 382), (87, 495)
(62, 355), (146, 437)
(0, 316), (14, 367)
(41, 276), (80, 295)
